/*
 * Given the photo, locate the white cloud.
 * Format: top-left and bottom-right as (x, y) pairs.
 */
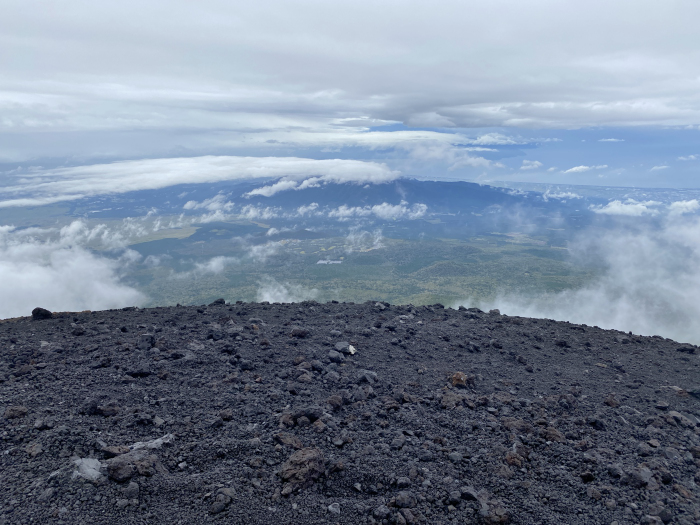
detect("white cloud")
(542, 190), (582, 201)
(650, 165), (669, 171)
(328, 201), (427, 221)
(0, 0), (699, 174)
(0, 156), (399, 207)
(248, 242), (280, 262)
(245, 180), (300, 197)
(678, 154), (698, 161)
(297, 203), (319, 216)
(520, 160), (543, 170)
(668, 199), (700, 216)
(563, 164), (608, 173)
(0, 221), (145, 318)
(469, 133), (526, 146)
(456, 215), (700, 344)
(598, 138), (624, 142)
(344, 229), (384, 253)
(256, 276), (318, 303)
(183, 193), (233, 212)
(238, 205), (280, 220)
(589, 199), (661, 216)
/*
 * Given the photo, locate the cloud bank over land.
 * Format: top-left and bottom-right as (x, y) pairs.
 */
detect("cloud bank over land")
(0, 156), (398, 207)
(256, 277), (318, 304)
(459, 215), (700, 344)
(0, 222), (145, 318)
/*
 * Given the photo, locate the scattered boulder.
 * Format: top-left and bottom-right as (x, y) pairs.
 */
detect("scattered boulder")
(4, 405), (28, 419)
(279, 447), (325, 494)
(31, 307), (53, 320)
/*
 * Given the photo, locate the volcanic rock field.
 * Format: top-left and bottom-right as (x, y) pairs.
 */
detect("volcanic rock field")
(1, 301), (699, 525)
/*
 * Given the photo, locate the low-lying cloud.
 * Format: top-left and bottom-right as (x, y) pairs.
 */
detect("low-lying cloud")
(0, 222), (145, 318)
(328, 201), (427, 221)
(457, 215), (700, 344)
(256, 276), (318, 303)
(0, 156), (399, 207)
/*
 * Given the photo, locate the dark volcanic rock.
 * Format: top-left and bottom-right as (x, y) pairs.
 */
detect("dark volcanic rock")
(31, 307), (53, 320)
(278, 447), (325, 495)
(0, 301), (699, 524)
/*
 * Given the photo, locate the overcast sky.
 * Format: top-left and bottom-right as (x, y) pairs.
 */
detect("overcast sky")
(2, 0), (700, 195)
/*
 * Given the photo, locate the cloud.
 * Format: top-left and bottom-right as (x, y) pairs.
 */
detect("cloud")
(520, 160), (543, 170)
(564, 165), (608, 173)
(238, 205), (281, 220)
(328, 201), (427, 220)
(589, 199), (661, 216)
(183, 193), (233, 212)
(0, 222), (145, 318)
(248, 241), (281, 262)
(542, 190), (582, 201)
(668, 199), (700, 216)
(650, 165), (669, 171)
(256, 276), (318, 303)
(344, 229), (384, 253)
(457, 215), (700, 344)
(297, 203), (319, 216)
(598, 138), (624, 142)
(1, 0), (700, 177)
(0, 156), (399, 207)
(678, 154), (698, 161)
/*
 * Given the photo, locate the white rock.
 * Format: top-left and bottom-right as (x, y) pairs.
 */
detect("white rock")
(72, 458), (103, 481)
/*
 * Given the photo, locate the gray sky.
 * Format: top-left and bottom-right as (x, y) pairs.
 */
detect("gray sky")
(1, 0), (700, 194)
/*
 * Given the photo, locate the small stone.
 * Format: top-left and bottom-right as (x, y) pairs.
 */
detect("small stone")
(274, 432), (304, 449)
(26, 442), (43, 458)
(628, 467), (653, 488)
(73, 458), (104, 482)
(373, 505), (391, 519)
(326, 395), (343, 410)
(328, 350), (344, 363)
(123, 482), (139, 499)
(447, 490), (462, 505)
(108, 460), (136, 482)
(209, 493), (231, 514)
(37, 488), (55, 502)
(637, 442), (654, 456)
(278, 447), (325, 493)
(450, 371), (471, 389)
(396, 491), (416, 508)
(327, 502), (341, 515)
(396, 476), (411, 488)
(655, 401), (669, 410)
(356, 369), (378, 384)
(102, 445), (130, 458)
(4, 405), (28, 419)
(580, 471), (595, 483)
(448, 451), (463, 463)
(586, 486), (602, 500)
(604, 394), (620, 407)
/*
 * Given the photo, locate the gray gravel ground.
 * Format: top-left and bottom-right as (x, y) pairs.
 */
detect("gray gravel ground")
(1, 301), (699, 524)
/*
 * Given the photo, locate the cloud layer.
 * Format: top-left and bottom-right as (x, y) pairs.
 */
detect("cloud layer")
(459, 215), (700, 344)
(1, 0), (699, 174)
(0, 156), (398, 207)
(0, 222), (145, 318)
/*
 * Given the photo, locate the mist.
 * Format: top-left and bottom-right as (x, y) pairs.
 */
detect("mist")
(256, 277), (319, 304)
(458, 215), (700, 344)
(0, 222), (145, 318)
